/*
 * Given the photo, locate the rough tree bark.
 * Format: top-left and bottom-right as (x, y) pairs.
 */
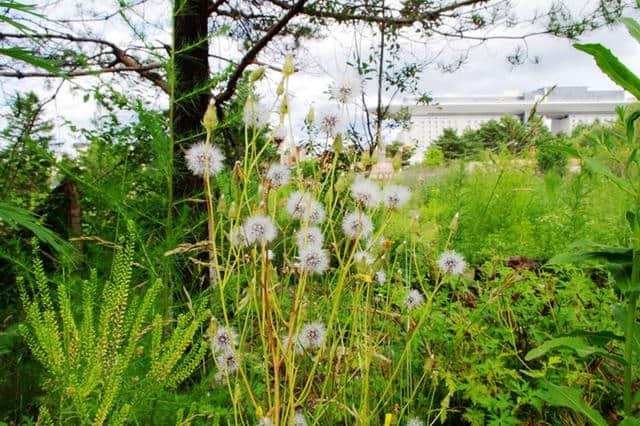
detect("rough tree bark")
(171, 0), (211, 202)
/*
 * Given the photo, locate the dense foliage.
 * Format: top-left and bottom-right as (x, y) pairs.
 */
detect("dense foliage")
(1, 1), (640, 425)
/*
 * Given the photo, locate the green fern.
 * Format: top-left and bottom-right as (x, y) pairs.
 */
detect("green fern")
(19, 228), (210, 425)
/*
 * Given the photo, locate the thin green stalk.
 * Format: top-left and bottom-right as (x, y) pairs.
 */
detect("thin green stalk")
(624, 243), (640, 415)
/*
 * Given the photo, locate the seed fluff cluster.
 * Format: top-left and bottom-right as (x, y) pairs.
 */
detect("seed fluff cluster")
(185, 142), (225, 177)
(299, 321), (326, 351)
(242, 215), (277, 245)
(329, 71), (362, 104)
(243, 100), (271, 128)
(437, 250), (466, 276)
(405, 289), (425, 311)
(317, 106), (347, 138)
(382, 184), (411, 209)
(266, 163), (291, 188)
(350, 177), (382, 209)
(342, 211), (374, 240)
(286, 191), (326, 225)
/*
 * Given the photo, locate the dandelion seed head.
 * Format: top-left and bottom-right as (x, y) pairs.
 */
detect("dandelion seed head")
(375, 269), (387, 285)
(286, 191), (313, 219)
(317, 106), (346, 138)
(296, 226), (324, 250)
(185, 142), (225, 177)
(272, 125), (288, 144)
(437, 250), (466, 276)
(243, 101), (271, 128)
(281, 333), (303, 355)
(212, 326), (237, 353)
(242, 215), (277, 245)
(257, 417), (274, 426)
(350, 177), (382, 208)
(307, 200), (326, 225)
(299, 322), (326, 350)
(329, 71), (362, 104)
(405, 289), (425, 311)
(293, 411), (308, 426)
(354, 250), (374, 265)
(216, 349), (239, 374)
(407, 417), (425, 426)
(229, 227), (249, 248)
(342, 211), (374, 240)
(266, 163), (291, 188)
(297, 246), (330, 274)
(286, 192), (325, 224)
(382, 184), (411, 209)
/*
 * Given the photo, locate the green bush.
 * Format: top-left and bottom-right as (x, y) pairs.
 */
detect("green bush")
(536, 134), (569, 174)
(422, 146), (445, 166)
(19, 234), (210, 425)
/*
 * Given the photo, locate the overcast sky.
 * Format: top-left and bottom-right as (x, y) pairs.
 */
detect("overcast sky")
(1, 0), (639, 150)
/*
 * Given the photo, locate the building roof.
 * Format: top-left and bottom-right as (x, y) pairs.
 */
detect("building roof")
(397, 87), (633, 117)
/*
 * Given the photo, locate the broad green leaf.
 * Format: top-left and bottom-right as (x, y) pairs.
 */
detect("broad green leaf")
(525, 336), (624, 365)
(566, 329), (623, 346)
(0, 47), (61, 74)
(613, 305), (640, 354)
(538, 382), (608, 426)
(541, 145), (634, 194)
(624, 103), (640, 144)
(620, 417), (640, 426)
(621, 17), (640, 44)
(0, 202), (74, 260)
(581, 156), (634, 195)
(574, 43), (640, 100)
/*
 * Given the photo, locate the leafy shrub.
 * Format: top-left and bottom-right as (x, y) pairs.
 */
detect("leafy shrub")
(422, 146), (445, 166)
(536, 134), (569, 174)
(19, 234), (209, 425)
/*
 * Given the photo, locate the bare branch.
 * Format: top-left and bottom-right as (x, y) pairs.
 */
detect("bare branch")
(214, 0), (308, 107)
(0, 32), (169, 92)
(0, 63), (162, 78)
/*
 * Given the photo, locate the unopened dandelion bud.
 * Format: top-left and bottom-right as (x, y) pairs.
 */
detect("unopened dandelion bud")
(228, 201), (237, 217)
(135, 345), (144, 357)
(333, 133), (343, 153)
(304, 106), (315, 126)
(449, 212), (460, 231)
(335, 174), (347, 192)
(217, 195), (227, 214)
(279, 97), (288, 115)
(249, 67), (266, 82)
(283, 53), (295, 76)
(202, 101), (218, 133)
(276, 79), (285, 96)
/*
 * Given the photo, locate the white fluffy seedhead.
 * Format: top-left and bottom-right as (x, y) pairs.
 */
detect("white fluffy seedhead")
(405, 289), (425, 311)
(297, 246), (330, 275)
(216, 349), (239, 374)
(341, 211), (374, 240)
(185, 142), (225, 177)
(212, 326), (238, 353)
(299, 321), (326, 350)
(243, 100), (271, 128)
(296, 226), (324, 250)
(382, 184), (411, 209)
(437, 250), (466, 276)
(350, 177), (382, 209)
(266, 163), (291, 188)
(242, 215), (277, 245)
(316, 106), (347, 138)
(354, 250), (374, 265)
(329, 71), (362, 104)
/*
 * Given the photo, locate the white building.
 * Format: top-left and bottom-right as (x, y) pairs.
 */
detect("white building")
(398, 87), (632, 163)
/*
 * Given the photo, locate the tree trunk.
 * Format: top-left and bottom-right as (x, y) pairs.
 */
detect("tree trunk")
(171, 0), (210, 200)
